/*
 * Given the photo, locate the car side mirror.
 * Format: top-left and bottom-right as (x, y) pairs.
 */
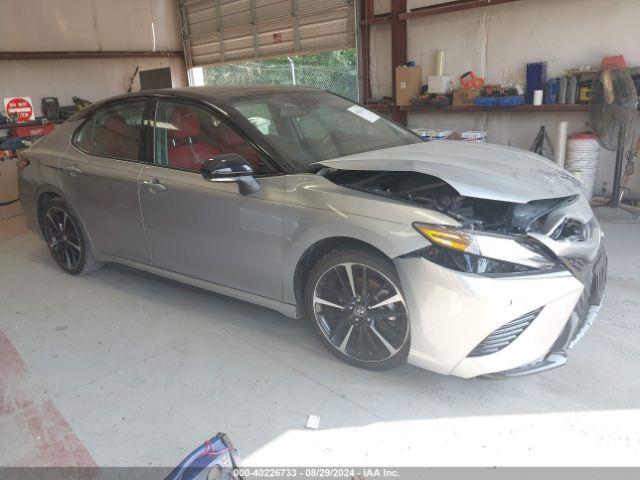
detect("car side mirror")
(201, 154), (260, 195)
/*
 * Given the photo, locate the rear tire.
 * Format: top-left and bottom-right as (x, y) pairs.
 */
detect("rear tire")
(304, 249), (410, 370)
(41, 198), (103, 275)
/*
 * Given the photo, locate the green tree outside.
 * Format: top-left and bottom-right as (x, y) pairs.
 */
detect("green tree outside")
(204, 49), (359, 101)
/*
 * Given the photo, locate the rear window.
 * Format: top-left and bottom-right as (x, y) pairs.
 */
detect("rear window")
(73, 117), (95, 153)
(72, 101), (147, 161)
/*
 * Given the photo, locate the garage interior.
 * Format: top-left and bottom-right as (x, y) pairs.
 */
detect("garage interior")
(1, 0), (640, 471)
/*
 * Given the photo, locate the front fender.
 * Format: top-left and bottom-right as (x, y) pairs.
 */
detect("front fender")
(281, 207), (426, 305)
(280, 174), (455, 305)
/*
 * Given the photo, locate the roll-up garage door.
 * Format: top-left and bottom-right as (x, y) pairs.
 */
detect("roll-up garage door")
(178, 0), (355, 67)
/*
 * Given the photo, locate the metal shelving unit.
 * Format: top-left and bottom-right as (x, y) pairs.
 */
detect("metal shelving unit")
(359, 0), (592, 125)
(399, 104), (589, 113)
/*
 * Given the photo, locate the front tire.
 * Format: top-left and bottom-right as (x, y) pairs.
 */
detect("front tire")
(304, 249), (410, 370)
(41, 198), (102, 275)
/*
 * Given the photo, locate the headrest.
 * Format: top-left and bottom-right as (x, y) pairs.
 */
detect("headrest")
(169, 107), (200, 139)
(217, 124), (245, 147)
(104, 115), (133, 137)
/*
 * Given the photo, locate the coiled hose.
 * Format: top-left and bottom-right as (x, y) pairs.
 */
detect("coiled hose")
(0, 196), (20, 206)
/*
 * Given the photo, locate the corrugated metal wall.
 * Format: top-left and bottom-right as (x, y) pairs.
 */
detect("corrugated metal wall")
(0, 0), (187, 115)
(178, 0), (355, 67)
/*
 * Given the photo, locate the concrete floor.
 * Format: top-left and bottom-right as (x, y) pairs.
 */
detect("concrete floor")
(1, 210), (639, 467)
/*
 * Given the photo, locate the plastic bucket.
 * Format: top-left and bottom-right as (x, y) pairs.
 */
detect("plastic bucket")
(565, 134), (600, 201)
(461, 131), (487, 143)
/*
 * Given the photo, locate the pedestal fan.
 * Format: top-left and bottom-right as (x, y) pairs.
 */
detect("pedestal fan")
(588, 64), (639, 209)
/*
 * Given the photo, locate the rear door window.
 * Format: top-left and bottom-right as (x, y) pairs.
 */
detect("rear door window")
(73, 116), (95, 153)
(75, 101), (147, 161)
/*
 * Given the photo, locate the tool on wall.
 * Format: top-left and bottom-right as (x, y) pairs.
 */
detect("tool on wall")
(126, 65), (140, 93)
(73, 97), (91, 109)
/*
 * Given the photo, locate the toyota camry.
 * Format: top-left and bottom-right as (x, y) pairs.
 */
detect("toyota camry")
(17, 86), (606, 377)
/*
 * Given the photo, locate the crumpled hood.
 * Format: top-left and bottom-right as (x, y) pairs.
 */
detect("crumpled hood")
(318, 141), (585, 204)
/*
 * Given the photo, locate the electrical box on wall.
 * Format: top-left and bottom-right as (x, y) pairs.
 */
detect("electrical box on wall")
(140, 68), (173, 90)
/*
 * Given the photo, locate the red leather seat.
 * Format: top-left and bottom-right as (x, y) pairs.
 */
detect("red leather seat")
(168, 107), (221, 171)
(95, 114), (139, 159)
(215, 124), (261, 171)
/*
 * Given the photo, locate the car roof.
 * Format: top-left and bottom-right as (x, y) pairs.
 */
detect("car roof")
(164, 85), (321, 101)
(72, 85), (325, 121)
(97, 85), (322, 107)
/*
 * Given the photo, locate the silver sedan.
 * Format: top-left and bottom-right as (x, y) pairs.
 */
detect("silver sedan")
(18, 86), (606, 377)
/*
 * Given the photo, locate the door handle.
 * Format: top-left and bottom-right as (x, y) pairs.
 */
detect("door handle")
(142, 178), (167, 192)
(62, 165), (83, 176)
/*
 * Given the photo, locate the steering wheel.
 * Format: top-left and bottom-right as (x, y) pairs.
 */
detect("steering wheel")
(320, 130), (347, 149)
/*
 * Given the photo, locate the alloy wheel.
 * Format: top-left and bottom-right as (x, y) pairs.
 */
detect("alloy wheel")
(43, 206), (82, 270)
(312, 262), (409, 363)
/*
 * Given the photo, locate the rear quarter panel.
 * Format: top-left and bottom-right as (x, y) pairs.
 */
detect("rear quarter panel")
(18, 121), (78, 233)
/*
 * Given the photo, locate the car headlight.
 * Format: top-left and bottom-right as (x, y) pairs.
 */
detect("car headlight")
(412, 223), (559, 275)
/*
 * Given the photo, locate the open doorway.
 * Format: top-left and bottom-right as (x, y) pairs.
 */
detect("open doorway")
(190, 49), (358, 101)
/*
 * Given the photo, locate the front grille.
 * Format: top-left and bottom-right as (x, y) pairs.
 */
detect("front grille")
(467, 308), (542, 357)
(557, 247), (607, 342)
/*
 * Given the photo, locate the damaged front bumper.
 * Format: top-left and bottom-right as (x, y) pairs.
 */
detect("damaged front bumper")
(483, 302), (601, 378)
(394, 242), (606, 379)
(485, 245), (607, 378)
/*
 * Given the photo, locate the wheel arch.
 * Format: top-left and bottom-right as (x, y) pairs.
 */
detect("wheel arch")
(35, 188), (97, 254)
(35, 187), (65, 234)
(292, 236), (392, 318)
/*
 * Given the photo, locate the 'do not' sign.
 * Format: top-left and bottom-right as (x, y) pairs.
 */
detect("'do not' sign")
(3, 97), (35, 122)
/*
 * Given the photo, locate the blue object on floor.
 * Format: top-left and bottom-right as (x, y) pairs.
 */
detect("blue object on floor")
(0, 138), (25, 150)
(165, 433), (242, 480)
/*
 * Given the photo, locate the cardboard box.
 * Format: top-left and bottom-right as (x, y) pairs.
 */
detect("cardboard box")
(452, 88), (481, 106)
(395, 66), (422, 106)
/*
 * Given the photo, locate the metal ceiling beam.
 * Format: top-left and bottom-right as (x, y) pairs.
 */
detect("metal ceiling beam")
(0, 51), (182, 60)
(399, 0), (522, 20)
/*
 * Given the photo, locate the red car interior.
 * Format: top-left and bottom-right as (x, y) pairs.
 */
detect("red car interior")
(167, 106), (262, 172)
(167, 108), (221, 171)
(215, 126), (262, 170)
(94, 114), (139, 160)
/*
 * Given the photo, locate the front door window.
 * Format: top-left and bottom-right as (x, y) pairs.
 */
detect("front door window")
(153, 101), (273, 175)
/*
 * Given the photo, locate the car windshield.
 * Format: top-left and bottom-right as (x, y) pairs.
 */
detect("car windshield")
(230, 91), (421, 167)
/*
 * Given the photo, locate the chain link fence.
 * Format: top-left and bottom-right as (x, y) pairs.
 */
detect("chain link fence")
(203, 49), (358, 101)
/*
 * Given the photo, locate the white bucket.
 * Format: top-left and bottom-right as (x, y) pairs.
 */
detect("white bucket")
(565, 134), (600, 201)
(411, 128), (452, 140)
(461, 131), (487, 143)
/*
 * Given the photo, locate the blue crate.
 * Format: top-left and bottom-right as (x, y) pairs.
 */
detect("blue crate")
(497, 95), (525, 107)
(475, 96), (499, 107)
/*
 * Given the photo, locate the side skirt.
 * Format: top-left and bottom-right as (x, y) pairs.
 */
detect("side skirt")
(94, 252), (299, 319)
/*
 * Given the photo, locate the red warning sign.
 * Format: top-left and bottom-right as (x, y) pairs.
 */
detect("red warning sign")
(3, 97), (35, 122)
